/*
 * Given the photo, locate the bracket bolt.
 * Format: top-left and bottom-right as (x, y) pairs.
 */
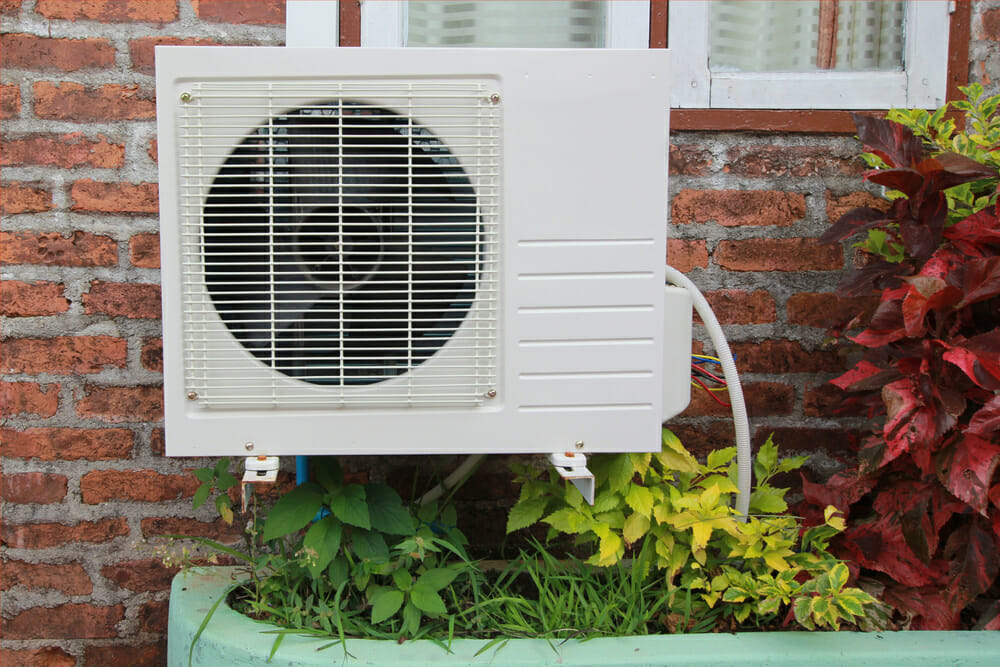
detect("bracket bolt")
(187, 391), (198, 400)
(244, 442), (254, 451)
(180, 92), (192, 103)
(575, 441), (584, 449)
(485, 388), (497, 399)
(488, 93), (501, 105)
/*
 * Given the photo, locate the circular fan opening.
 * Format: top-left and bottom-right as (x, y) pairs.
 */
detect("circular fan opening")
(203, 101), (479, 386)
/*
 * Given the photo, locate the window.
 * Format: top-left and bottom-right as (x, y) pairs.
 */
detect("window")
(669, 0), (950, 109)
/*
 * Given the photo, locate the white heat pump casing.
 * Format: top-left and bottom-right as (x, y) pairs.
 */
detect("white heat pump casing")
(156, 47), (681, 457)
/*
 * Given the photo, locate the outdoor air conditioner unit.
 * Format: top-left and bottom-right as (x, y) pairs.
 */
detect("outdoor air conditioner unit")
(155, 47), (689, 458)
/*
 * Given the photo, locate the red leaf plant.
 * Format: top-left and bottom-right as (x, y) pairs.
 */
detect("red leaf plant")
(805, 109), (1000, 630)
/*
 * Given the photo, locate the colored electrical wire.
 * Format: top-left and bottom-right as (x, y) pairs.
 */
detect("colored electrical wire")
(692, 375), (731, 406)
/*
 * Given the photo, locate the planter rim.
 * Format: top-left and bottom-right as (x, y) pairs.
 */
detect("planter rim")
(168, 567), (1000, 667)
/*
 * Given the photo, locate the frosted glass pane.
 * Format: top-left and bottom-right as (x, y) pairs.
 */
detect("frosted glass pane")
(406, 1), (605, 48)
(709, 1), (904, 72)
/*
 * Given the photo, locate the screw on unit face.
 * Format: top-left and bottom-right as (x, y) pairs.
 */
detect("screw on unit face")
(575, 441), (584, 449)
(485, 389), (497, 398)
(187, 391), (198, 400)
(245, 442), (254, 451)
(488, 93), (501, 104)
(180, 92), (192, 103)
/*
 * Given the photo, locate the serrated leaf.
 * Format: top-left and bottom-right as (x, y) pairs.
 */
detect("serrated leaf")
(328, 484), (370, 530)
(506, 498), (546, 533)
(706, 447), (737, 471)
(410, 582), (447, 615)
(598, 530), (623, 563)
(419, 567), (458, 591)
(606, 454), (635, 494)
(592, 490), (621, 513)
(749, 490), (788, 515)
(365, 483), (413, 535)
(261, 483), (324, 542)
(213, 457), (230, 477)
(836, 593), (865, 617)
(623, 512), (650, 545)
(192, 483), (211, 510)
(351, 529), (389, 562)
(543, 507), (588, 534)
(625, 484), (654, 516)
(303, 516), (342, 577)
(371, 588), (405, 625)
(392, 568), (412, 590)
(194, 468), (214, 484)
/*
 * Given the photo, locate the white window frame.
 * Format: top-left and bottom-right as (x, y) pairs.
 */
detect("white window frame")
(669, 0), (950, 109)
(359, 0), (650, 49)
(286, 1), (339, 47)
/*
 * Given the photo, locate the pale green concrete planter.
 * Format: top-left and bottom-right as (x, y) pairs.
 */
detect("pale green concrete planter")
(169, 568), (1000, 666)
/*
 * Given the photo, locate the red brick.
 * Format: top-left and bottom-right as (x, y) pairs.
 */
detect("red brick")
(2, 132), (125, 168)
(192, 0), (284, 24)
(129, 36), (218, 75)
(672, 189), (805, 227)
(787, 292), (879, 328)
(726, 145), (861, 177)
(804, 382), (869, 418)
(83, 281), (161, 319)
(84, 643), (165, 667)
(1, 335), (127, 374)
(684, 381), (794, 417)
(669, 143), (713, 176)
(141, 338), (163, 372)
(2, 518), (129, 549)
(150, 428), (165, 455)
(729, 339), (845, 374)
(3, 603), (124, 639)
(754, 427), (858, 458)
(1, 83), (21, 117)
(2, 560), (92, 595)
(1, 381), (60, 417)
(139, 599), (169, 633)
(1, 280), (70, 317)
(1, 34), (114, 71)
(1, 472), (68, 504)
(81, 469), (197, 503)
(981, 7), (1000, 40)
(36, 0), (178, 23)
(129, 232), (160, 268)
(33, 82), (155, 121)
(667, 239), (708, 272)
(701, 289), (776, 325)
(148, 138), (158, 162)
(1, 426), (135, 460)
(1, 0), (21, 15)
(70, 178), (158, 214)
(76, 385), (164, 423)
(0, 647), (76, 667)
(141, 516), (239, 541)
(714, 238), (843, 271)
(825, 190), (891, 224)
(102, 558), (178, 592)
(0, 230), (117, 266)
(0, 182), (53, 214)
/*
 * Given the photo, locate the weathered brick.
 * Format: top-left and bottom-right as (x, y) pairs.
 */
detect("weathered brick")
(1, 83), (21, 117)
(754, 427), (859, 458)
(140, 516), (239, 541)
(1, 472), (68, 504)
(0, 230), (117, 266)
(726, 145), (860, 177)
(667, 239), (708, 272)
(83, 281), (161, 319)
(1, 0), (21, 15)
(3, 603), (124, 639)
(129, 232), (160, 268)
(729, 340), (845, 374)
(1, 427), (135, 460)
(981, 7), (1000, 40)
(787, 292), (878, 328)
(139, 599), (169, 633)
(1, 280), (70, 316)
(81, 469), (197, 503)
(0, 647), (76, 667)
(2, 518), (129, 549)
(2, 560), (92, 595)
(666, 423), (737, 462)
(76, 385), (164, 423)
(84, 642), (165, 667)
(1, 381), (60, 417)
(714, 238), (843, 271)
(684, 381), (794, 417)
(825, 190), (890, 224)
(129, 36), (217, 75)
(150, 428), (165, 455)
(148, 138), (158, 162)
(1, 34), (114, 71)
(70, 178), (158, 214)
(0, 182), (53, 214)
(192, 0), (284, 24)
(672, 189), (806, 227)
(36, 0), (178, 23)
(102, 558), (178, 592)
(669, 143), (713, 176)
(1, 336), (127, 374)
(33, 82), (156, 121)
(701, 289), (776, 325)
(2, 132), (124, 168)
(141, 338), (163, 372)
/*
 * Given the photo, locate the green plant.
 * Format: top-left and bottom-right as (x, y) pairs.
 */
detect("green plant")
(507, 431), (881, 632)
(810, 86), (1000, 630)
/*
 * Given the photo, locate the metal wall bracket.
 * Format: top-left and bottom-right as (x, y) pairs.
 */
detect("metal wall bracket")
(242, 456), (279, 512)
(548, 452), (595, 506)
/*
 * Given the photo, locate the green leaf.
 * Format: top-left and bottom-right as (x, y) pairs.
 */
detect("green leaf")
(835, 593), (865, 617)
(506, 498), (547, 533)
(592, 490), (622, 513)
(194, 468), (214, 484)
(351, 529), (389, 562)
(756, 435), (779, 475)
(261, 483), (324, 542)
(402, 601), (421, 636)
(629, 452), (652, 478)
(312, 457), (343, 491)
(543, 507), (588, 534)
(213, 457), (230, 477)
(706, 447), (736, 471)
(625, 484), (654, 516)
(192, 483), (211, 510)
(418, 567), (458, 591)
(302, 516), (343, 577)
(623, 512), (650, 544)
(606, 454), (635, 494)
(328, 484), (370, 530)
(776, 455), (809, 474)
(392, 568), (413, 591)
(370, 588), (405, 624)
(748, 490), (788, 515)
(410, 582), (447, 615)
(365, 483), (413, 535)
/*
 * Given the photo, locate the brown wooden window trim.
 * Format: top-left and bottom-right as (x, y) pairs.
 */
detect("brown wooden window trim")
(339, 0), (970, 134)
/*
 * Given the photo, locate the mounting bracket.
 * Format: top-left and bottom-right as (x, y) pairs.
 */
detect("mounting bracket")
(548, 452), (595, 506)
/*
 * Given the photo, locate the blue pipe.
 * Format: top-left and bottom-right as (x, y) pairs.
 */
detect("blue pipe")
(296, 455), (309, 486)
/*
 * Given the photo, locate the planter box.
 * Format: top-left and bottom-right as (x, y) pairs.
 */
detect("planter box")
(169, 568), (1000, 666)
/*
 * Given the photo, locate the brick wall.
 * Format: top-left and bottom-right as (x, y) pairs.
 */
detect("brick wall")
(2, 0), (997, 663)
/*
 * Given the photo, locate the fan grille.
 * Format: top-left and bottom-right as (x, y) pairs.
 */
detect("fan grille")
(176, 82), (500, 408)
